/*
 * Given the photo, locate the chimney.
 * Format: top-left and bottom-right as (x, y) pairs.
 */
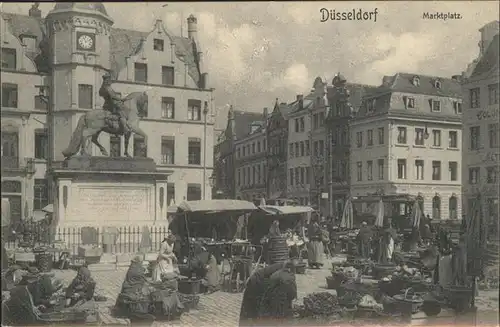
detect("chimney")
(29, 2), (42, 18)
(187, 14), (198, 41)
(479, 21), (499, 56)
(263, 107), (269, 118)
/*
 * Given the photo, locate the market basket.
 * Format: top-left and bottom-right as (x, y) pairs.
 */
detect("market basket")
(392, 288), (423, 315)
(326, 271), (348, 289)
(443, 285), (474, 312)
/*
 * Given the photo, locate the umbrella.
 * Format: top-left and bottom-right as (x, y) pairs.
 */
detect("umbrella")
(340, 198), (354, 229)
(375, 198), (384, 227)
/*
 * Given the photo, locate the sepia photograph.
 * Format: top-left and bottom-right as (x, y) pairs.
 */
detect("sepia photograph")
(0, 1), (499, 326)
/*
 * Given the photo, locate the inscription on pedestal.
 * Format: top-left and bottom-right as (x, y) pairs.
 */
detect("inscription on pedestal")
(72, 186), (151, 223)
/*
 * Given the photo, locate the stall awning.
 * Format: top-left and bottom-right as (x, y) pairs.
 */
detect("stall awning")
(177, 199), (257, 213)
(33, 210), (48, 222)
(259, 205), (315, 215)
(42, 204), (54, 213)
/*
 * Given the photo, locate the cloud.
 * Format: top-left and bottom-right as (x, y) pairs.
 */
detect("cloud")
(269, 63), (311, 92)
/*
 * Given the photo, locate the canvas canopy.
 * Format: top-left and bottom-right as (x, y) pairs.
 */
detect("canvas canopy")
(259, 205), (315, 216)
(177, 199), (257, 214)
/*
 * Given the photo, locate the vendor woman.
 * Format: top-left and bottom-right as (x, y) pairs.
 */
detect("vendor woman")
(307, 216), (324, 268)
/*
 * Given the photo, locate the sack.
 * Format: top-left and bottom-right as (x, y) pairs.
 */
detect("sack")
(321, 230), (330, 243)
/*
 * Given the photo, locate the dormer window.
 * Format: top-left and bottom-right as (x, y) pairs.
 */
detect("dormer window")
(367, 98), (376, 112)
(153, 39), (164, 51)
(21, 35), (37, 52)
(453, 101), (462, 114)
(434, 80), (442, 89)
(412, 76), (420, 86)
(431, 100), (441, 112)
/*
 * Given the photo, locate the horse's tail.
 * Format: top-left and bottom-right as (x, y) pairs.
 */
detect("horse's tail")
(62, 115), (86, 158)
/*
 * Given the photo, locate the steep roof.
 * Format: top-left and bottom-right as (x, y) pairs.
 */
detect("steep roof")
(52, 3), (109, 16)
(471, 33), (499, 78)
(2, 12), (201, 85)
(344, 83), (378, 112)
(369, 73), (462, 98)
(234, 111), (265, 140)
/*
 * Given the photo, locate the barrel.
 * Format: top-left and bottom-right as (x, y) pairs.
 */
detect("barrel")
(268, 236), (289, 264)
(35, 253), (53, 272)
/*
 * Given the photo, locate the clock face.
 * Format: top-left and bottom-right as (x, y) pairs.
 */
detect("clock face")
(77, 33), (95, 51)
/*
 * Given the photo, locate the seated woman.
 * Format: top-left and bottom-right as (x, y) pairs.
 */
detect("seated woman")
(65, 266), (96, 308)
(190, 243), (221, 293)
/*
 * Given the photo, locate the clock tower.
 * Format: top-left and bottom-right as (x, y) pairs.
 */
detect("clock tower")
(45, 3), (114, 161)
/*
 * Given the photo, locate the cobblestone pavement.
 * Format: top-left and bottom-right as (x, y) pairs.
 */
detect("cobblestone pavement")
(53, 256), (498, 327)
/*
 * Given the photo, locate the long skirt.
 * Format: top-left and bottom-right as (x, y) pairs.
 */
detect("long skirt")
(307, 241), (324, 265)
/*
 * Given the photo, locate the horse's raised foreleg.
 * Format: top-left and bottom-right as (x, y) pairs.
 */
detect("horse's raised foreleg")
(123, 131), (132, 157)
(91, 131), (108, 156)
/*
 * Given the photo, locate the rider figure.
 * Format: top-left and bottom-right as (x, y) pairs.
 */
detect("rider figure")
(99, 74), (130, 134)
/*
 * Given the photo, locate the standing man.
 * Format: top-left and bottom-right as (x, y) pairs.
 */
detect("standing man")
(357, 222), (373, 259)
(99, 74), (130, 134)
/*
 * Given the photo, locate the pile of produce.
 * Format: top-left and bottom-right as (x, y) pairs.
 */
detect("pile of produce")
(358, 294), (383, 311)
(337, 292), (362, 307)
(303, 292), (338, 316)
(333, 266), (359, 280)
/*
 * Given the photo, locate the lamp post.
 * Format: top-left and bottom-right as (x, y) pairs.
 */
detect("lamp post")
(203, 101), (209, 200)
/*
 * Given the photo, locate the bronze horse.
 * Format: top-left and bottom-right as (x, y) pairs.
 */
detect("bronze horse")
(62, 92), (148, 159)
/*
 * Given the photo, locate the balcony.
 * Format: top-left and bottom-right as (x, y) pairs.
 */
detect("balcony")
(1, 157), (36, 174)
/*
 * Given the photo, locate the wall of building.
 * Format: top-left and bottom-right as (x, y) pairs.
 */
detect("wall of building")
(235, 131), (267, 201)
(287, 111), (311, 204)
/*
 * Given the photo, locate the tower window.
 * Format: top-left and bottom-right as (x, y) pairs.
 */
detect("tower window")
(153, 39), (164, 51)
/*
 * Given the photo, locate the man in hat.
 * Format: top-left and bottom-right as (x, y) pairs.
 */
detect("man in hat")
(99, 73), (130, 133)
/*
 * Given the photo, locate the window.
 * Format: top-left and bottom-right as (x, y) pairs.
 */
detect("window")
(412, 76), (420, 86)
(397, 159), (407, 179)
(356, 162), (362, 181)
(367, 130), (373, 146)
(449, 162), (458, 181)
(252, 143), (256, 154)
(487, 167), (498, 184)
(187, 99), (201, 121)
(294, 119), (299, 133)
(186, 184), (201, 201)
(295, 143), (299, 157)
(2, 132), (18, 160)
(488, 123), (499, 148)
(470, 88), (480, 108)
(167, 183), (175, 206)
(367, 160), (373, 180)
(34, 95), (48, 110)
(289, 144), (294, 158)
(289, 168), (294, 186)
(378, 127), (384, 144)
(109, 135), (121, 157)
(1, 48), (16, 69)
(295, 168), (300, 185)
(415, 128), (425, 146)
(133, 136), (147, 157)
(469, 167), (480, 184)
(434, 80), (441, 89)
(366, 99), (376, 112)
(397, 127), (407, 144)
(432, 130), (441, 147)
(160, 97), (175, 119)
(432, 161), (441, 180)
(407, 97), (415, 109)
(378, 159), (384, 180)
(134, 63), (148, 83)
(356, 132), (363, 148)
(34, 129), (48, 160)
(431, 100), (441, 112)
(453, 101), (462, 114)
(305, 140), (310, 155)
(188, 138), (201, 165)
(299, 117), (305, 132)
(257, 142), (261, 153)
(33, 179), (49, 210)
(318, 140), (324, 156)
(470, 126), (480, 150)
(162, 66), (174, 85)
(449, 196), (458, 220)
(300, 141), (304, 156)
(488, 83), (499, 105)
(415, 160), (424, 180)
(78, 84), (93, 109)
(432, 196), (441, 220)
(448, 131), (458, 148)
(161, 137), (175, 164)
(153, 38), (164, 51)
(331, 130), (338, 146)
(2, 83), (18, 108)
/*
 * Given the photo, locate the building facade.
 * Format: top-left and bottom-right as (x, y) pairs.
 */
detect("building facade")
(350, 73), (463, 220)
(234, 111), (268, 202)
(287, 95), (313, 205)
(461, 21), (499, 237)
(1, 3), (214, 228)
(212, 107), (265, 199)
(266, 100), (290, 199)
(326, 74), (377, 218)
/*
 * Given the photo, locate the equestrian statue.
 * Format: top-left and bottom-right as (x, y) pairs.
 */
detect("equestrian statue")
(62, 74), (148, 159)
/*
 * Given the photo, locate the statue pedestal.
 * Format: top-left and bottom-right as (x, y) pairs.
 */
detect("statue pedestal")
(51, 156), (172, 229)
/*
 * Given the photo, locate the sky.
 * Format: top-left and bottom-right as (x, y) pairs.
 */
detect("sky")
(3, 1), (499, 129)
